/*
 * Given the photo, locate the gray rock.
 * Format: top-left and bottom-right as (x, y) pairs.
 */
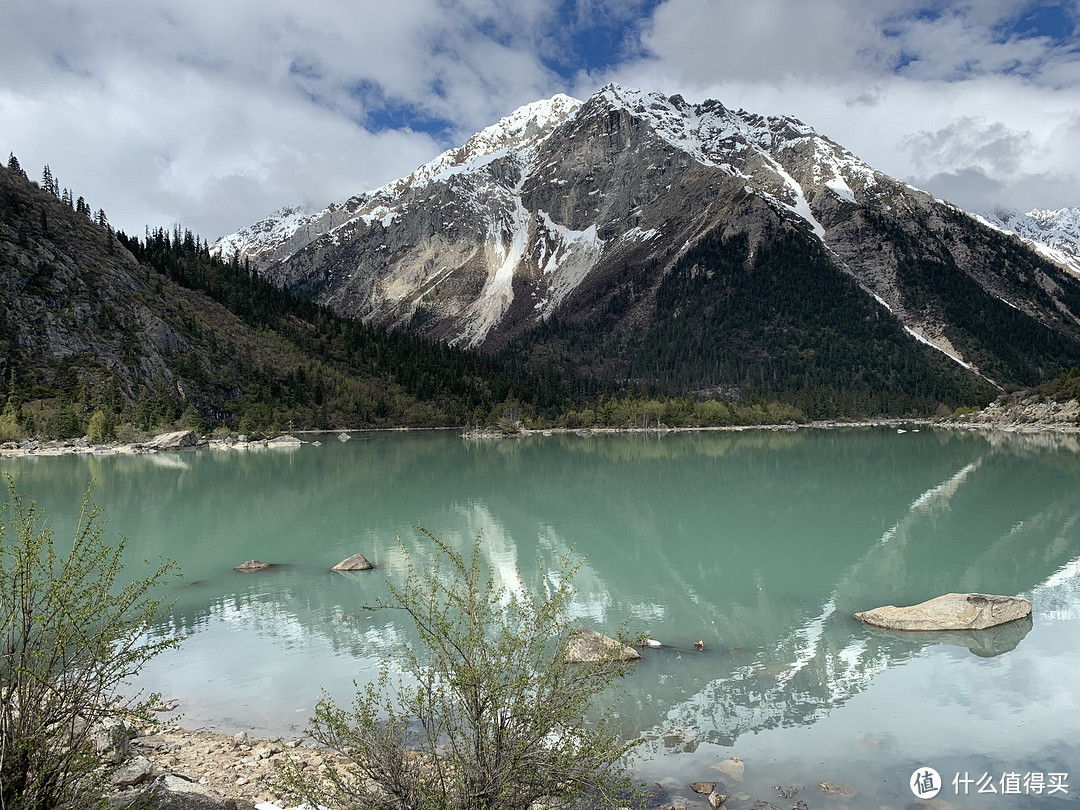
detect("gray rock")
(712, 757), (744, 782)
(233, 560), (271, 572)
(563, 627), (641, 664)
(111, 773), (226, 810)
(92, 716), (131, 764)
(818, 780), (858, 798)
(266, 434), (301, 447)
(144, 430), (200, 450)
(331, 553), (375, 572)
(854, 593), (1032, 631)
(112, 755), (153, 787)
(706, 790), (727, 809)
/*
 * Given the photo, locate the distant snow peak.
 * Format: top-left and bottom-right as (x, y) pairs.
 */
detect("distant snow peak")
(212, 203), (313, 258)
(979, 206), (1080, 277)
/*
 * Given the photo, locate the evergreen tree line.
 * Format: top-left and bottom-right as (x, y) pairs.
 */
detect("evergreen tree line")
(6, 153), (110, 230)
(865, 206), (1080, 386)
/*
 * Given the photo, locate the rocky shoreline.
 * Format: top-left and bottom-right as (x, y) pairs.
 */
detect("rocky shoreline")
(5, 395), (1080, 461)
(115, 719), (863, 810)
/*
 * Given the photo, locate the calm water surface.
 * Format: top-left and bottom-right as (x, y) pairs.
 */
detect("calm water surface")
(3, 427), (1079, 806)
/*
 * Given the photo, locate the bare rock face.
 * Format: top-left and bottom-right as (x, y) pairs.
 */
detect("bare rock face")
(92, 716), (131, 764)
(854, 593), (1032, 631)
(331, 553), (375, 572)
(563, 627), (642, 664)
(233, 560), (271, 572)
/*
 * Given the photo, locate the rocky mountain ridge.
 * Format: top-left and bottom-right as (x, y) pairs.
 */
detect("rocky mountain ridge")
(977, 206), (1080, 276)
(213, 84), (894, 347)
(213, 84), (1080, 404)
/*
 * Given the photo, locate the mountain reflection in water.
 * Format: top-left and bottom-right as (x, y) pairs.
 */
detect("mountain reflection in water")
(3, 427), (1079, 801)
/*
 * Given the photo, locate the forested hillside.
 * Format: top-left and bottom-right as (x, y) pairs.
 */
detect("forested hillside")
(498, 222), (1003, 419)
(0, 160), (583, 439)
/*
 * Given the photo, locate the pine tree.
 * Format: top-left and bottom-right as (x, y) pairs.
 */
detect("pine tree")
(7, 153), (27, 178)
(41, 164), (57, 195)
(62, 188), (73, 208)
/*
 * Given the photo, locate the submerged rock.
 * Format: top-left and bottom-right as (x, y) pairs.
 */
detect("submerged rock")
(819, 781), (858, 798)
(233, 560), (271, 572)
(331, 553), (375, 572)
(564, 627), (641, 664)
(712, 757), (744, 781)
(854, 593), (1032, 631)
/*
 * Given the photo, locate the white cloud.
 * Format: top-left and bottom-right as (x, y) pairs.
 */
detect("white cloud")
(598, 0), (1080, 215)
(0, 0), (567, 238)
(2, 0), (1078, 239)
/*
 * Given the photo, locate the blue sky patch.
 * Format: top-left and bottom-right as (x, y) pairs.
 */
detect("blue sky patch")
(543, 0), (663, 79)
(350, 79), (455, 138)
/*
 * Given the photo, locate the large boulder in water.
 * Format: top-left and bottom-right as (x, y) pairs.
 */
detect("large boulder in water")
(143, 430), (199, 450)
(267, 434), (302, 447)
(861, 613), (1033, 657)
(854, 593), (1031, 631)
(332, 553), (375, 572)
(564, 627), (641, 664)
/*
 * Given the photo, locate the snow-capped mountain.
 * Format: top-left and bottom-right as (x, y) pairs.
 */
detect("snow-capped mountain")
(977, 207), (1080, 277)
(214, 84), (1080, 395)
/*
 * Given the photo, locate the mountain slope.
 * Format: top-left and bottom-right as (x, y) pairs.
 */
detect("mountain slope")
(215, 85), (1080, 406)
(0, 163), (568, 437)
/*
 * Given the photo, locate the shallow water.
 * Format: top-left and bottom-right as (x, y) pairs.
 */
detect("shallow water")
(3, 427), (1078, 806)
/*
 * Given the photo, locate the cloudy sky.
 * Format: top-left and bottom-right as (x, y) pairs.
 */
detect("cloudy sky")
(2, 0), (1079, 240)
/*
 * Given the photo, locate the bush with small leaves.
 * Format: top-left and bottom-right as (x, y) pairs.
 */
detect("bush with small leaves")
(0, 475), (181, 810)
(278, 528), (643, 810)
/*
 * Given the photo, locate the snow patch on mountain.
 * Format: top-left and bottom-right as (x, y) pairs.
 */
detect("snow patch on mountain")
(402, 94), (581, 191)
(535, 211), (604, 316)
(825, 175), (857, 204)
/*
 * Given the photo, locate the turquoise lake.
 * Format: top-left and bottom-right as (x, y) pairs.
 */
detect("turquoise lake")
(2, 427), (1078, 807)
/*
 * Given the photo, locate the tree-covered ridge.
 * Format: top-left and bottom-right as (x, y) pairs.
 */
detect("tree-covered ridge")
(499, 223), (1003, 418)
(863, 205), (1080, 386)
(1, 160), (563, 438)
(8, 150), (1080, 440)
(636, 225), (1002, 417)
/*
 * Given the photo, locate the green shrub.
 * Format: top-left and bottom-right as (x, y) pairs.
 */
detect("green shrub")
(0, 476), (181, 809)
(278, 528), (643, 810)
